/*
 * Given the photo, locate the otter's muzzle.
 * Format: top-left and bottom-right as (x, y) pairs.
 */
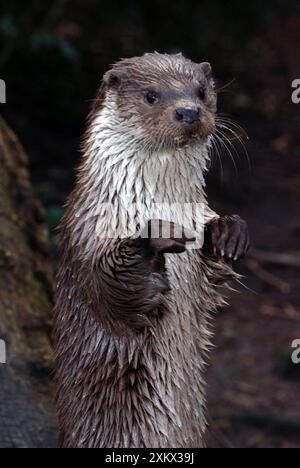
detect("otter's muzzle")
(174, 107), (201, 124)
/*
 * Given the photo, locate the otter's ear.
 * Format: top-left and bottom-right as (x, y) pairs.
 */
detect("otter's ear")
(200, 62), (213, 79)
(103, 70), (122, 89)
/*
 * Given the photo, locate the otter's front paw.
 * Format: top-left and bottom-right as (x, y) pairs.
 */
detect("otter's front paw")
(204, 215), (250, 261)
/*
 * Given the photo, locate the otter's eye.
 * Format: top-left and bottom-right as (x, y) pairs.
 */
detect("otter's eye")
(146, 90), (159, 104)
(198, 86), (206, 100)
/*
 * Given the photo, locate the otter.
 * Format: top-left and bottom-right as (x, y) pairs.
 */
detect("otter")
(54, 52), (249, 448)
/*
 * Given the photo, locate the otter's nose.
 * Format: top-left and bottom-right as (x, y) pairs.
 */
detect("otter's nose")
(174, 107), (201, 124)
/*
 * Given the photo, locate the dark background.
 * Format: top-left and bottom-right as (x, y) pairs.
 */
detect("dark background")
(1, 0), (300, 448)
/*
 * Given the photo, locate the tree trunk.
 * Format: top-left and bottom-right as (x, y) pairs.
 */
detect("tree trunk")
(0, 117), (57, 448)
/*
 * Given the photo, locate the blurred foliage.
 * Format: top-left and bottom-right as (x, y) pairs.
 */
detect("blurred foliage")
(45, 206), (64, 233)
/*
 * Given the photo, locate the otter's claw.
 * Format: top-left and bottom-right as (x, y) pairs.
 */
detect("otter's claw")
(204, 215), (250, 261)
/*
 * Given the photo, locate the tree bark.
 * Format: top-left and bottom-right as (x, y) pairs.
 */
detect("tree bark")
(0, 117), (57, 448)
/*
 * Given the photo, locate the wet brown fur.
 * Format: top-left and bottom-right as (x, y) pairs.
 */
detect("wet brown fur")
(54, 53), (237, 448)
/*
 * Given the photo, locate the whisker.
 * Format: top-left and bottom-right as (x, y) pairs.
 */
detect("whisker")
(216, 114), (249, 140)
(215, 79), (236, 94)
(216, 116), (251, 171)
(210, 135), (224, 181)
(214, 130), (239, 176)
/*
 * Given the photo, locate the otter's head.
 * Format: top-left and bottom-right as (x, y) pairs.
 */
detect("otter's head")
(97, 52), (217, 150)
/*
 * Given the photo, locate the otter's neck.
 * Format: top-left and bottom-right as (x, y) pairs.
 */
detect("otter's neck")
(71, 107), (212, 253)
(86, 104), (210, 195)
